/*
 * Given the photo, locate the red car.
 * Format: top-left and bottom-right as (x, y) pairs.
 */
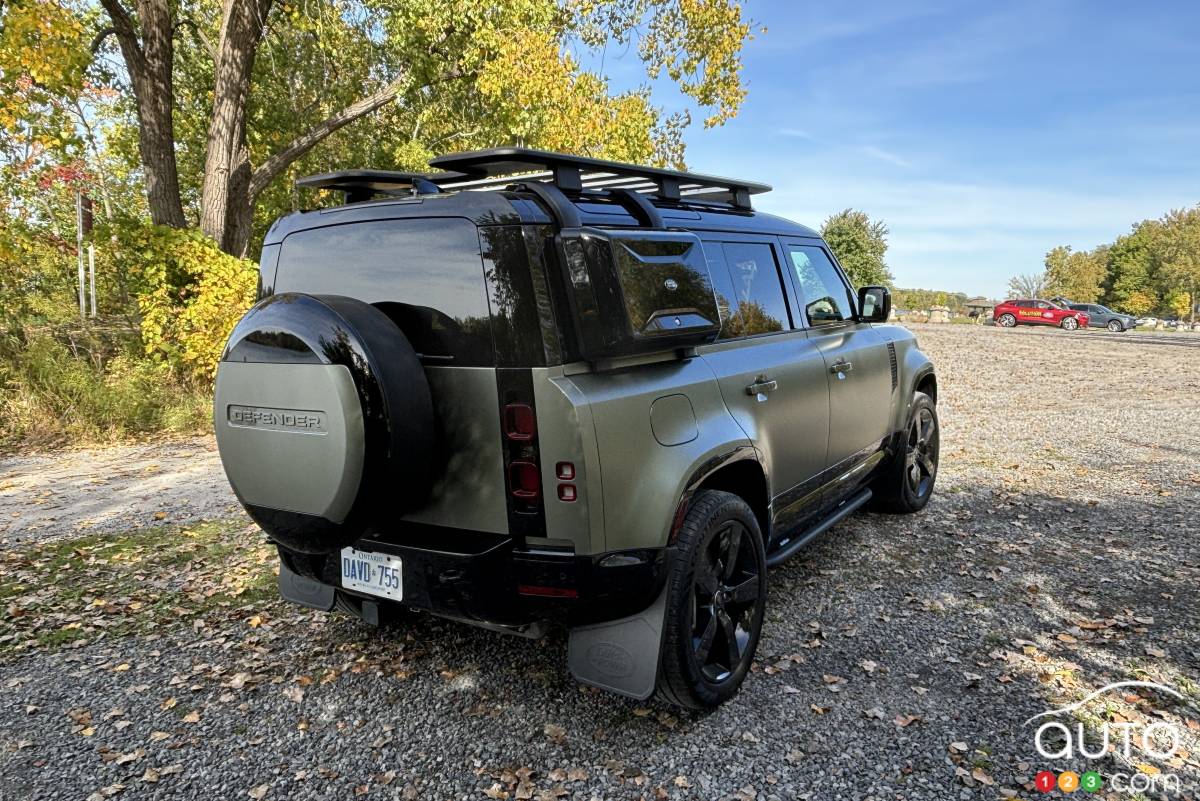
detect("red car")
(993, 298), (1089, 330)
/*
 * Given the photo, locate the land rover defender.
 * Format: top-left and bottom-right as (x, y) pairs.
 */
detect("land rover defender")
(213, 148), (939, 708)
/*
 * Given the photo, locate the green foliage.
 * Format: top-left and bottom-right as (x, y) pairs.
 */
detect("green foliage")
(1044, 245), (1107, 302)
(121, 224), (258, 380)
(820, 209), (894, 288)
(892, 288), (970, 314)
(0, 334), (210, 448)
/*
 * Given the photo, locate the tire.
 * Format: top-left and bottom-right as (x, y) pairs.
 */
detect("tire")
(1060, 316), (1079, 331)
(215, 293), (435, 554)
(656, 490), (767, 710)
(997, 313), (1016, 327)
(871, 391), (939, 514)
(1107, 320), (1123, 332)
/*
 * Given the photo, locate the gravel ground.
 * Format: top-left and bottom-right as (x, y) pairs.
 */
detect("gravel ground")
(1, 324), (1198, 801)
(0, 437), (236, 545)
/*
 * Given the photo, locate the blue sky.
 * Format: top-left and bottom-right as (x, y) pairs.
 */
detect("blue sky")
(586, 0), (1200, 298)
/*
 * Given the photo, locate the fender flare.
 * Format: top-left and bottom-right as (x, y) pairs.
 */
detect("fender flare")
(668, 444), (765, 545)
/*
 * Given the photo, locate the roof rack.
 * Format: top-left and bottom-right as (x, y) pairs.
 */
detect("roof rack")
(296, 169), (464, 203)
(428, 147), (770, 211)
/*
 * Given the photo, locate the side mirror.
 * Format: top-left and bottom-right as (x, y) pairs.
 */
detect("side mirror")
(858, 286), (891, 322)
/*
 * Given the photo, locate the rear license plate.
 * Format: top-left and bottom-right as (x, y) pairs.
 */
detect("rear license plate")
(339, 547), (403, 602)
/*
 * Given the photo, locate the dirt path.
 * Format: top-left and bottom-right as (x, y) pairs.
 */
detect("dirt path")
(0, 436), (239, 546)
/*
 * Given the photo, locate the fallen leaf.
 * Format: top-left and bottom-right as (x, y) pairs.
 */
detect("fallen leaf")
(282, 686), (304, 703)
(972, 768), (995, 786)
(949, 741), (969, 753)
(247, 784), (269, 800)
(181, 710), (200, 724)
(544, 723), (566, 743)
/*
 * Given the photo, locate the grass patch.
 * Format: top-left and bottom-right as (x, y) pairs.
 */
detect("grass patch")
(0, 517), (278, 656)
(0, 333), (211, 451)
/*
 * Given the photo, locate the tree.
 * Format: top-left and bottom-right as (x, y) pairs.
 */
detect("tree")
(820, 209), (893, 287)
(1044, 245), (1106, 302)
(52, 0), (757, 256)
(1007, 272), (1046, 299)
(1102, 222), (1159, 316)
(1155, 206), (1200, 323)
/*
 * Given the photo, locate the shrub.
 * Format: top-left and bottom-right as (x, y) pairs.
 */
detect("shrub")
(124, 225), (258, 382)
(0, 333), (211, 449)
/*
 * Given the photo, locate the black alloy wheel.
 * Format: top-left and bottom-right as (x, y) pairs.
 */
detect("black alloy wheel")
(656, 490), (767, 709)
(905, 405), (938, 502)
(691, 520), (762, 683)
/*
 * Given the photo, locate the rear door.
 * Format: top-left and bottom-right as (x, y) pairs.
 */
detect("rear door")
(779, 239), (892, 503)
(696, 236), (831, 541)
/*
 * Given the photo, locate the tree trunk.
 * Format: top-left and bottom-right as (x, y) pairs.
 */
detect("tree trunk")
(100, 0), (187, 228)
(199, 0), (273, 253)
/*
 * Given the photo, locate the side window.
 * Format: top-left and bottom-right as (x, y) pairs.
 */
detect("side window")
(1034, 300), (1052, 309)
(1015, 300), (1032, 308)
(715, 242), (791, 339)
(787, 245), (855, 326)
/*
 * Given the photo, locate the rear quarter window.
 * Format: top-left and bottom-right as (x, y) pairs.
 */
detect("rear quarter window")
(274, 218), (494, 365)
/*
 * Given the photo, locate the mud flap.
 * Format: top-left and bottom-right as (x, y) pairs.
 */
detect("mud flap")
(278, 558), (336, 611)
(567, 585), (668, 700)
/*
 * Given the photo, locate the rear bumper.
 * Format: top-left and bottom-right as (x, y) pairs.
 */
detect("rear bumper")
(278, 526), (667, 628)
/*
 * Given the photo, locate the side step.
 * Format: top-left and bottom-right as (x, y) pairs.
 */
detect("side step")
(765, 488), (872, 568)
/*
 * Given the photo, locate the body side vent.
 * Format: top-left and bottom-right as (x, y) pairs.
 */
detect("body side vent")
(887, 342), (898, 392)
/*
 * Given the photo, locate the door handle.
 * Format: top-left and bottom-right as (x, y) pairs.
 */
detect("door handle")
(745, 376), (778, 396)
(830, 360), (853, 375)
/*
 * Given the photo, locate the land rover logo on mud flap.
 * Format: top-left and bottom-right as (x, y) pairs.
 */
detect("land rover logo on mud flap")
(587, 642), (635, 678)
(663, 278), (679, 291)
(227, 405), (327, 433)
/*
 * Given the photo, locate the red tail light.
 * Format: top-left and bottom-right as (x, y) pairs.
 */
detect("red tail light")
(508, 461), (540, 500)
(504, 403), (536, 441)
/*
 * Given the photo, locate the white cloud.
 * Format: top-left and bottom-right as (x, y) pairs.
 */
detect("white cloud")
(860, 145), (912, 168)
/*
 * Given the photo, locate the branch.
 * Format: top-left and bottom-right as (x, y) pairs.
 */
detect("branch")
(91, 26), (116, 53)
(248, 73), (407, 200)
(97, 0), (145, 76)
(173, 18), (218, 62)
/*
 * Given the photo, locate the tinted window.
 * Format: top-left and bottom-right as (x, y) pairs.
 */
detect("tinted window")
(707, 242), (790, 339)
(787, 245), (854, 325)
(275, 219), (493, 365)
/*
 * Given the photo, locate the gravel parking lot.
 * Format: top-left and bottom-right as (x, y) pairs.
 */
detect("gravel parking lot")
(1, 324), (1198, 801)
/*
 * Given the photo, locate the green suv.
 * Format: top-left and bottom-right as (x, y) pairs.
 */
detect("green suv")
(214, 148), (939, 709)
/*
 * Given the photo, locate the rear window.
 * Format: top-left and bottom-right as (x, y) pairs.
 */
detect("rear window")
(274, 219), (494, 365)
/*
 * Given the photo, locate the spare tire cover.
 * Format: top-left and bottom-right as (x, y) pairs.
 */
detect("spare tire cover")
(214, 293), (434, 553)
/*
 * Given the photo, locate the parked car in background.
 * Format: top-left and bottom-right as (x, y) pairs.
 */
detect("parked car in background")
(993, 298), (1089, 330)
(1066, 303), (1137, 332)
(1135, 317), (1157, 328)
